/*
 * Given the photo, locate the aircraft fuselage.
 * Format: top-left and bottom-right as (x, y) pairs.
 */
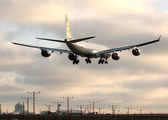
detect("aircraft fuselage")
(66, 41), (111, 59)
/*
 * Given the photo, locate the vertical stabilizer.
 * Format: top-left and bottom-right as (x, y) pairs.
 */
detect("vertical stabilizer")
(65, 14), (74, 40)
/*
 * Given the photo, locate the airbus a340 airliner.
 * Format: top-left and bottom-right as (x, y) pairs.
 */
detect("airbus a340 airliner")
(10, 15), (161, 65)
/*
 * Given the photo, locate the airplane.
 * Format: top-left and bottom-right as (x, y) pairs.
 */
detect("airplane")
(10, 14), (161, 65)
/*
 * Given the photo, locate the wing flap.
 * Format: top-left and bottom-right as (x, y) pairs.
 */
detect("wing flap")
(96, 46), (132, 55)
(40, 47), (74, 54)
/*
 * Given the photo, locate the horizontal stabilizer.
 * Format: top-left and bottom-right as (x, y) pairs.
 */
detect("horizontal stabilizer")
(36, 37), (66, 43)
(69, 36), (95, 43)
(36, 36), (95, 43)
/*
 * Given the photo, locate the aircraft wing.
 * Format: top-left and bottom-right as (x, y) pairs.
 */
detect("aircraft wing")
(96, 36), (161, 55)
(10, 41), (74, 54)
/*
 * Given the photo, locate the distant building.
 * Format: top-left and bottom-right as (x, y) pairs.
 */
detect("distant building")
(14, 103), (24, 114)
(41, 111), (49, 115)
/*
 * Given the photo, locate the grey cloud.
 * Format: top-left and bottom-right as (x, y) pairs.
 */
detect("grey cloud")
(0, 85), (22, 93)
(123, 77), (168, 90)
(0, 91), (29, 103)
(0, 0), (168, 113)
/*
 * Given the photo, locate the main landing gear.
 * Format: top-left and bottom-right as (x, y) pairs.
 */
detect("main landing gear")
(85, 58), (91, 64)
(98, 58), (108, 64)
(71, 57), (108, 65)
(73, 59), (79, 65)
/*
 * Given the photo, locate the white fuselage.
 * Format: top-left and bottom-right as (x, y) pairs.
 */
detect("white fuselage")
(66, 41), (111, 59)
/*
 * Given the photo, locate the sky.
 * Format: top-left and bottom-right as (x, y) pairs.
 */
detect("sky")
(0, 0), (168, 114)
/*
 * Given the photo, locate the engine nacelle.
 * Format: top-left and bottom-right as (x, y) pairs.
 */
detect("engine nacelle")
(41, 50), (51, 57)
(132, 48), (141, 56)
(68, 54), (77, 61)
(112, 53), (120, 60)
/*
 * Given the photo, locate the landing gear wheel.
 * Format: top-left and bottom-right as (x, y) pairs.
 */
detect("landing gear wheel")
(85, 59), (88, 64)
(98, 58), (108, 64)
(76, 59), (79, 64)
(85, 58), (91, 64)
(73, 59), (79, 65)
(102, 59), (104, 64)
(98, 59), (104, 64)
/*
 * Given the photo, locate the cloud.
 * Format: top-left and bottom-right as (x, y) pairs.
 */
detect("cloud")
(0, 0), (158, 23)
(0, 0), (168, 114)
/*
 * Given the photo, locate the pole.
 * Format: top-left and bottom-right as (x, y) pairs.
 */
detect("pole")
(108, 105), (117, 115)
(21, 97), (28, 115)
(75, 105), (82, 114)
(67, 97), (69, 114)
(46, 104), (54, 114)
(27, 91), (40, 115)
(27, 97), (29, 115)
(62, 97), (74, 115)
(71, 107), (72, 116)
(137, 109), (145, 116)
(93, 102), (94, 114)
(23, 102), (24, 115)
(88, 101), (98, 120)
(52, 101), (63, 115)
(0, 104), (1, 114)
(124, 107), (132, 116)
(33, 92), (35, 115)
(57, 102), (59, 115)
(80, 105), (82, 118)
(21, 97), (31, 120)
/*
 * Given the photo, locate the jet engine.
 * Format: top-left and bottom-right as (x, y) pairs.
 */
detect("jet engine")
(112, 53), (120, 60)
(132, 48), (141, 56)
(41, 50), (51, 57)
(68, 54), (77, 61)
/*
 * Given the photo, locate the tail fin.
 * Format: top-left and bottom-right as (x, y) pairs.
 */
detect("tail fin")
(65, 14), (74, 40)
(36, 15), (95, 43)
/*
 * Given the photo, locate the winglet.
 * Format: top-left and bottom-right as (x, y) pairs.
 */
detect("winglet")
(158, 35), (161, 41)
(8, 38), (13, 43)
